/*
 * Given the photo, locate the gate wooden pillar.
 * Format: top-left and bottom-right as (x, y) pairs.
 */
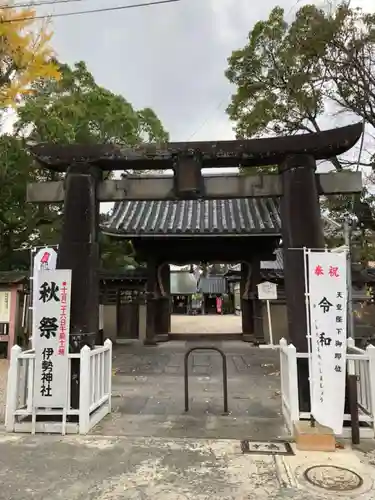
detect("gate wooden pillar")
(145, 257), (158, 345)
(240, 262), (253, 339)
(251, 256), (264, 342)
(165, 264), (171, 333)
(155, 263), (171, 341)
(56, 163), (102, 408)
(279, 154), (325, 411)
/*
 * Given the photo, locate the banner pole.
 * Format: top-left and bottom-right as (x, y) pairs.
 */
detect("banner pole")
(303, 247), (314, 421)
(344, 219), (354, 339)
(266, 299), (273, 346)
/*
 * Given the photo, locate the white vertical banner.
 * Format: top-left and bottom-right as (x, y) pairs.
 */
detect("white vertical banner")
(307, 250), (347, 434)
(33, 270), (71, 408)
(32, 248), (58, 345)
(0, 291), (11, 323)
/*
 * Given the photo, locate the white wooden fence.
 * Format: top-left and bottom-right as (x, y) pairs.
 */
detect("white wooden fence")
(280, 337), (375, 438)
(5, 339), (112, 435)
(280, 338), (299, 431)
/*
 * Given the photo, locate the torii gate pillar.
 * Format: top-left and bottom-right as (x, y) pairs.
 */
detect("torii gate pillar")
(57, 163), (102, 407)
(280, 154), (325, 410)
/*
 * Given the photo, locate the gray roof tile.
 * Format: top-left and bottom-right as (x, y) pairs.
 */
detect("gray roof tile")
(170, 271), (198, 295)
(261, 248), (284, 270)
(103, 198), (281, 236)
(198, 276), (226, 294)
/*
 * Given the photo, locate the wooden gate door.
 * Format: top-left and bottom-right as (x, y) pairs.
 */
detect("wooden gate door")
(118, 302), (139, 339)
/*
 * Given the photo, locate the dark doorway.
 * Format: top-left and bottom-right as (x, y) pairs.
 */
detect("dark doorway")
(204, 295), (218, 314)
(172, 295), (189, 314)
(118, 302), (139, 340)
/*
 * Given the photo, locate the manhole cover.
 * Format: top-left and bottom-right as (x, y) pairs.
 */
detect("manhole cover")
(304, 465), (363, 491)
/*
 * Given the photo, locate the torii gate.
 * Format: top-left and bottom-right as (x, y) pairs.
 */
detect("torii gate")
(27, 122), (363, 409)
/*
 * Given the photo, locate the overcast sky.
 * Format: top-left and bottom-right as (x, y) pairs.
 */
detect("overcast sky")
(31, 0), (370, 145)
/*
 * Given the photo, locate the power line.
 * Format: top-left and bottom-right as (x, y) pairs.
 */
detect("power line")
(2, 0), (89, 10)
(187, 95), (230, 141)
(0, 0), (180, 22)
(185, 2), (306, 142)
(286, 0), (304, 18)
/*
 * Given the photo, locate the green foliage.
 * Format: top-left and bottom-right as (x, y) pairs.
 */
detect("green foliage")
(221, 293), (233, 314)
(0, 134), (50, 270)
(226, 3), (375, 143)
(99, 214), (138, 270)
(240, 165), (278, 175)
(0, 60), (169, 270)
(226, 2), (375, 261)
(226, 5), (322, 138)
(16, 61), (169, 146)
(99, 234), (138, 270)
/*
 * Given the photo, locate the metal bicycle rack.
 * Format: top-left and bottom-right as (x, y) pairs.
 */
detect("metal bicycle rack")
(184, 346), (229, 415)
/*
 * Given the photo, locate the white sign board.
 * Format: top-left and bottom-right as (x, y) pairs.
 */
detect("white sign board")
(99, 304), (104, 331)
(33, 269), (71, 408)
(308, 251), (347, 434)
(32, 248), (58, 344)
(0, 291), (11, 323)
(257, 281), (278, 300)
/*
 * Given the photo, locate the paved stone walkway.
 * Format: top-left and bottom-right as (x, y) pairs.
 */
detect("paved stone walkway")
(0, 434), (374, 500)
(1, 340), (375, 499)
(171, 314), (242, 334)
(95, 341), (285, 439)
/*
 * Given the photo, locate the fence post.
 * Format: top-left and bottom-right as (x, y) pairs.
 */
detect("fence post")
(279, 339), (287, 403)
(366, 344), (375, 437)
(347, 337), (355, 350)
(79, 346), (91, 434)
(279, 338), (287, 349)
(5, 345), (22, 432)
(288, 344), (300, 423)
(279, 338), (288, 427)
(104, 339), (112, 413)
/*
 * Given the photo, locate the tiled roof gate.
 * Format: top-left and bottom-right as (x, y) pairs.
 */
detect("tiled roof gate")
(103, 198), (281, 236)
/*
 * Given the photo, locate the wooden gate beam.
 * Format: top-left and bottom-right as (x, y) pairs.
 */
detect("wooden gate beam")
(29, 122), (363, 171)
(26, 171), (362, 203)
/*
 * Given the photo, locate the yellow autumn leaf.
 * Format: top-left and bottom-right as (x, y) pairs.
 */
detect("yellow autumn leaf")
(0, 1), (60, 108)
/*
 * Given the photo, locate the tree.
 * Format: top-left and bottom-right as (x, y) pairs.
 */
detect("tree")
(0, 134), (36, 269)
(99, 213), (138, 270)
(0, 3), (60, 107)
(225, 2), (375, 155)
(0, 2), (60, 270)
(225, 2), (375, 256)
(16, 61), (168, 146)
(0, 60), (168, 270)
